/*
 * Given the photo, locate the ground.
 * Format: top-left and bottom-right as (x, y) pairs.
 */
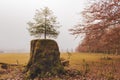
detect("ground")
(0, 53), (120, 80)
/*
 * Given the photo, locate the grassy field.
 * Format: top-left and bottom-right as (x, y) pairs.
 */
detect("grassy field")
(0, 53), (114, 64)
(0, 52), (120, 79)
(0, 53), (29, 65)
(0, 52), (120, 65)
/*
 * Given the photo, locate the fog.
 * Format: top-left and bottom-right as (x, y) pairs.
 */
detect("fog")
(0, 0), (87, 52)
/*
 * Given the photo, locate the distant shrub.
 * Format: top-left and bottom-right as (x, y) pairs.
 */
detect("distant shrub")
(100, 56), (112, 60)
(1, 63), (8, 69)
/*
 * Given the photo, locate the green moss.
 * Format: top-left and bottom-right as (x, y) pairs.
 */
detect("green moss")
(25, 39), (64, 79)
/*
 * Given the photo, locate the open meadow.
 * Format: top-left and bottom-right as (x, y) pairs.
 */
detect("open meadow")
(0, 53), (120, 80)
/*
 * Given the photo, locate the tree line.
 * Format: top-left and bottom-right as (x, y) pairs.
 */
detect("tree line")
(70, 0), (120, 54)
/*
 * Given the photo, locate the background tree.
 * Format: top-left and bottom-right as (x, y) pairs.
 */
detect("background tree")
(27, 7), (60, 39)
(70, 0), (120, 54)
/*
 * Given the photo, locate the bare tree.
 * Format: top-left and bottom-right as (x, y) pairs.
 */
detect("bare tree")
(70, 0), (120, 54)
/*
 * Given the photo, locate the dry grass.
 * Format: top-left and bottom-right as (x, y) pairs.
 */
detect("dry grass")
(61, 53), (120, 65)
(0, 53), (29, 65)
(0, 52), (119, 65)
(0, 52), (120, 79)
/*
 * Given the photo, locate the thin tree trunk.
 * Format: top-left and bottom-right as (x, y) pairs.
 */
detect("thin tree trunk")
(44, 15), (47, 39)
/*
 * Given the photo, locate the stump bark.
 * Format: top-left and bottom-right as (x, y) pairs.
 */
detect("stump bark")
(25, 39), (64, 79)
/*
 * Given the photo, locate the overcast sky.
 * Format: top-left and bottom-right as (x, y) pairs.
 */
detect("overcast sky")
(0, 0), (87, 52)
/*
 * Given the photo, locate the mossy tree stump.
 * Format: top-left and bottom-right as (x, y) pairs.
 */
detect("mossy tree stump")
(25, 39), (64, 79)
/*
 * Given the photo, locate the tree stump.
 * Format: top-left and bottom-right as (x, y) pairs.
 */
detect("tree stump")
(25, 39), (64, 79)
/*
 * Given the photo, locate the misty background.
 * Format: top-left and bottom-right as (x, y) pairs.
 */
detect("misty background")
(0, 0), (87, 52)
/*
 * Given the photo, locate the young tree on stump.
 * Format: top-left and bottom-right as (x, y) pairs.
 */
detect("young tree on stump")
(27, 7), (60, 39)
(25, 7), (64, 79)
